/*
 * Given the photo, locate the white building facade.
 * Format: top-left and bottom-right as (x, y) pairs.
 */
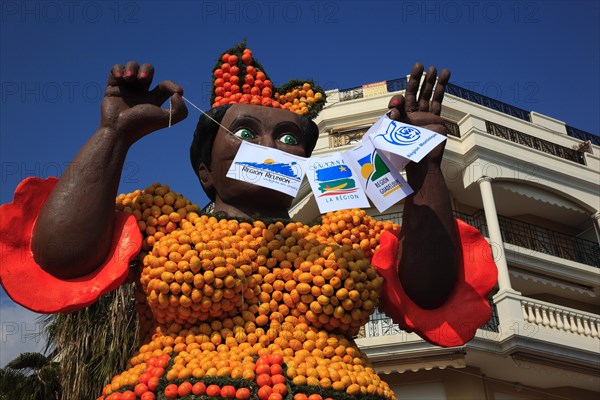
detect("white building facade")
(290, 78), (600, 400)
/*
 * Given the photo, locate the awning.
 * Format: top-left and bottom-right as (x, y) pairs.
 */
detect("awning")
(495, 181), (586, 213)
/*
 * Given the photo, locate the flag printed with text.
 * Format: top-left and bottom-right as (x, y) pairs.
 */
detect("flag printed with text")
(368, 114), (446, 163)
(306, 153), (370, 213)
(226, 141), (308, 197)
(343, 140), (413, 212)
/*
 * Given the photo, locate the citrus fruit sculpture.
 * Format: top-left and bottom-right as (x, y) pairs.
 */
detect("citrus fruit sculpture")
(100, 183), (400, 400)
(0, 42), (498, 400)
(210, 42), (326, 118)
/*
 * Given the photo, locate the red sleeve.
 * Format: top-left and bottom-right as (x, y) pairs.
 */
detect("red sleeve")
(371, 219), (498, 347)
(0, 177), (142, 314)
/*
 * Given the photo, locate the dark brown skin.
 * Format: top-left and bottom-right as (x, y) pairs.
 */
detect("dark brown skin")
(389, 64), (459, 309)
(31, 61), (457, 309)
(32, 62), (187, 278)
(198, 104), (310, 220)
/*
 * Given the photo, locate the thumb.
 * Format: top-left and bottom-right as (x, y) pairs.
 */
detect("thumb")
(169, 93), (188, 125)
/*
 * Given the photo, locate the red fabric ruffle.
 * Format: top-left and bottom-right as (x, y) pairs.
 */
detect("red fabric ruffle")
(372, 219), (498, 347)
(0, 177), (142, 313)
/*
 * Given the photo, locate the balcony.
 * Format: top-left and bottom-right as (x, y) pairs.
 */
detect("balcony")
(374, 211), (599, 268)
(338, 86), (364, 102)
(329, 125), (371, 148)
(521, 297), (600, 339)
(445, 83), (532, 122)
(567, 125), (600, 146)
(361, 210), (599, 372)
(356, 294), (599, 356)
(357, 298), (499, 340)
(485, 121), (587, 165)
(385, 77), (408, 93)
(455, 210), (600, 268)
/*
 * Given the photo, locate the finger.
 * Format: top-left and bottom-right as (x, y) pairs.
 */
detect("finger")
(387, 95), (406, 121)
(169, 93), (189, 125)
(148, 80), (185, 106)
(405, 62), (424, 112)
(417, 66), (437, 112)
(431, 69), (451, 115)
(128, 94), (188, 131)
(137, 64), (155, 91)
(107, 64), (125, 86)
(123, 61), (140, 82)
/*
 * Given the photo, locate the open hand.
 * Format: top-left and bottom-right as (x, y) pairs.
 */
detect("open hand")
(100, 62), (188, 145)
(387, 62), (451, 164)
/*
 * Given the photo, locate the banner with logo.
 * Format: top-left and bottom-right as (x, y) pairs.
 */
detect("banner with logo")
(362, 81), (388, 98)
(305, 153), (370, 213)
(368, 114), (447, 163)
(226, 141), (308, 197)
(343, 140), (413, 212)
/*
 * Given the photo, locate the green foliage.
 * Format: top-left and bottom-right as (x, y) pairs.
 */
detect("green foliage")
(39, 281), (140, 400)
(0, 352), (60, 400)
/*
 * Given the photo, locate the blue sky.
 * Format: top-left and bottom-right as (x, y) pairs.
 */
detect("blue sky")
(1, 0), (599, 364)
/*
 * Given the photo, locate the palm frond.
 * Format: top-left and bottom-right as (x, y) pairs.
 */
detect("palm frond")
(39, 281), (141, 400)
(5, 352), (51, 371)
(1, 353), (60, 400)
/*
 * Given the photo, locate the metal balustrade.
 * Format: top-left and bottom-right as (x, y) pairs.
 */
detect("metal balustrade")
(386, 77), (408, 93)
(485, 121), (586, 165)
(338, 86), (364, 102)
(329, 126), (371, 148)
(377, 210), (599, 268)
(357, 298), (499, 339)
(496, 214), (600, 267)
(566, 125), (600, 146)
(446, 83), (531, 122)
(444, 120), (461, 138)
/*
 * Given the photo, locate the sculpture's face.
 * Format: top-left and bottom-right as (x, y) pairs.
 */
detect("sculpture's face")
(199, 104), (309, 215)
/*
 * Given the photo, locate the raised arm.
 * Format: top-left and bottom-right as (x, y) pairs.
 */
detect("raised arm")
(31, 62), (187, 279)
(390, 63), (459, 309)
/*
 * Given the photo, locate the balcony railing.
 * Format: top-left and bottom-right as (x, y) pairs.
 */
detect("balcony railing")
(376, 211), (600, 268)
(329, 126), (371, 148)
(444, 120), (461, 138)
(358, 310), (405, 339)
(386, 77), (408, 93)
(454, 210), (600, 268)
(521, 297), (600, 339)
(338, 86), (364, 102)
(357, 298), (499, 339)
(446, 83), (531, 122)
(566, 125), (600, 146)
(485, 121), (586, 165)
(498, 215), (600, 267)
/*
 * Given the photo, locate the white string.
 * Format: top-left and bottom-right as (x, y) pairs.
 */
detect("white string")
(181, 95), (235, 135)
(168, 97), (172, 128)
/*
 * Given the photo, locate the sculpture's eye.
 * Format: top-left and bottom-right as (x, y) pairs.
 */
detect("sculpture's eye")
(233, 128), (255, 140)
(279, 134), (299, 145)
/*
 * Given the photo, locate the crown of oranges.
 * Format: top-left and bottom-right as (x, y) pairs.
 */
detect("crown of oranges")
(211, 42), (326, 119)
